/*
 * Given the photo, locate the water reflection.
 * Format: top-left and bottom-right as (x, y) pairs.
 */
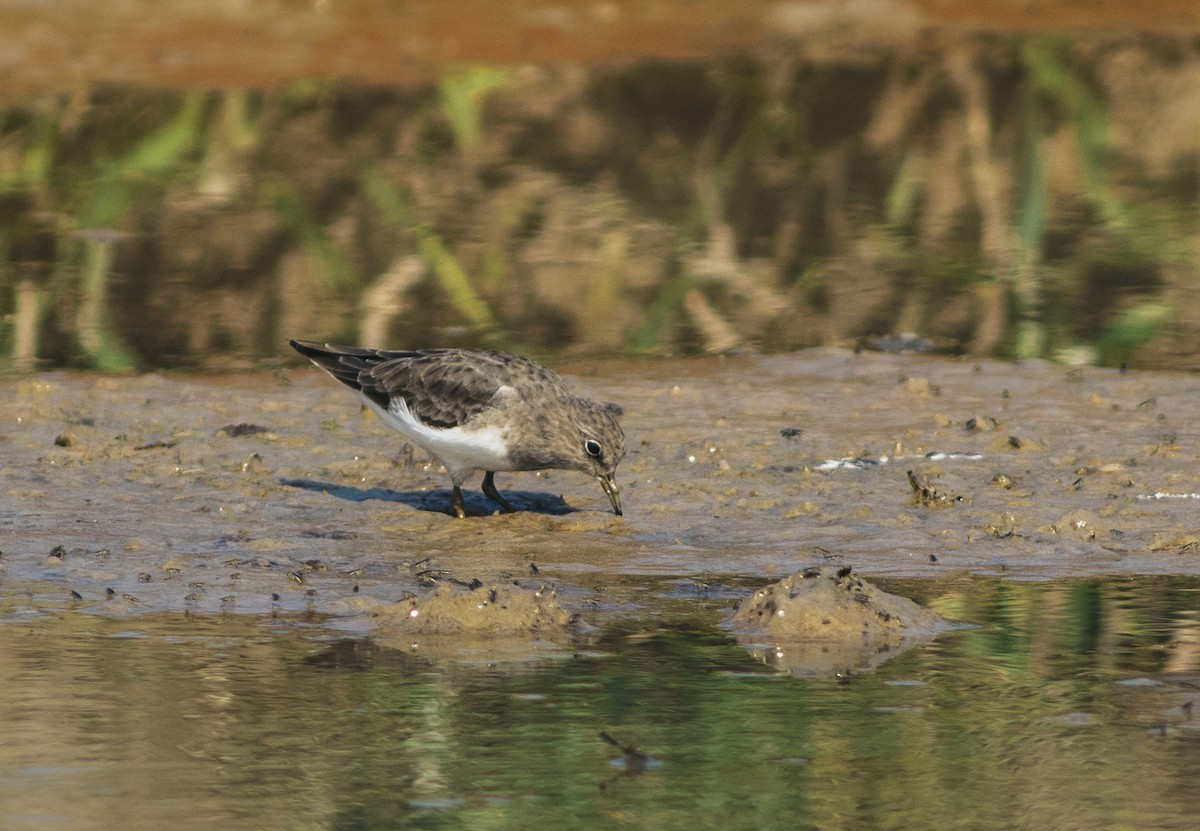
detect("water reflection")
(2, 577), (1199, 830)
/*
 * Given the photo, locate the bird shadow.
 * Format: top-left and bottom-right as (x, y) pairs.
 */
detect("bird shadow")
(280, 477), (577, 516)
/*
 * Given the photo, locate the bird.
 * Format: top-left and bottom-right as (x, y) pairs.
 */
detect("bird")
(290, 339), (626, 518)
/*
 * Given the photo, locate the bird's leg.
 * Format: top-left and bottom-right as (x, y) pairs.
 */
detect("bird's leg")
(450, 485), (468, 518)
(481, 471), (517, 513)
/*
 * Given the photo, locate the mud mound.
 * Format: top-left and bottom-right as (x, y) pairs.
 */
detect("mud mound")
(728, 566), (949, 677)
(371, 582), (577, 636)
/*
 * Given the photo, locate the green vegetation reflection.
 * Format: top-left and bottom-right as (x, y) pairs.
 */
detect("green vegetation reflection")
(6, 577), (1197, 829)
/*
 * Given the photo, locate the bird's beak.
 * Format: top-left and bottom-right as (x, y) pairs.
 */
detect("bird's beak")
(599, 473), (622, 516)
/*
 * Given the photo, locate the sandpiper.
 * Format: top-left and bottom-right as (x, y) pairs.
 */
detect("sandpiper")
(290, 340), (626, 518)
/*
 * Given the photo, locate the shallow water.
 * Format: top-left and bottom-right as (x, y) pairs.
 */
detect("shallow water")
(2, 576), (1199, 831)
(4, 350), (1200, 827)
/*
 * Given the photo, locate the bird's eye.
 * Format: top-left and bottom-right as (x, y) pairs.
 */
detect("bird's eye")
(584, 439), (603, 458)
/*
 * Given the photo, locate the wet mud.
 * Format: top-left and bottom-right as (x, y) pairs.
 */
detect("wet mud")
(3, 349), (1200, 668)
(727, 565), (952, 677)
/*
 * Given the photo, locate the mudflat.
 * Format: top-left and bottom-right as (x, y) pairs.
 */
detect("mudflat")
(2, 349), (1197, 645)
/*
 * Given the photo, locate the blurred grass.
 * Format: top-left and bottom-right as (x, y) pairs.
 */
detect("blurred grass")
(437, 65), (510, 153)
(1094, 301), (1169, 366)
(77, 236), (136, 371)
(79, 92), (207, 231)
(1013, 66), (1049, 360)
(0, 42), (1197, 368)
(627, 256), (690, 354)
(360, 164), (501, 340)
(269, 182), (358, 295)
(1024, 43), (1126, 230)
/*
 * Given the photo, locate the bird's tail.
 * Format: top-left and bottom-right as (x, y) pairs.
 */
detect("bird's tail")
(288, 339), (377, 391)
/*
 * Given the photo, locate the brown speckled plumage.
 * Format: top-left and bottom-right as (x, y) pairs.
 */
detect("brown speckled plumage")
(290, 339), (626, 517)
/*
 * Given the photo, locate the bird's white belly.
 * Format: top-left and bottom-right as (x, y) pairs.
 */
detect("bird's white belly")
(359, 393), (514, 478)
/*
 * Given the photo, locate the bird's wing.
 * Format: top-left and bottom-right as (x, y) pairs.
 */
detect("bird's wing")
(290, 340), (558, 429)
(368, 351), (519, 428)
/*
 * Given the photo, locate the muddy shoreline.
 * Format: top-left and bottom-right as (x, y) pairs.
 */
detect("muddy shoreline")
(3, 349), (1199, 659)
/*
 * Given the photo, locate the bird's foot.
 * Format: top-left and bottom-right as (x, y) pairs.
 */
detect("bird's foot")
(481, 471), (518, 513)
(450, 485), (468, 518)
